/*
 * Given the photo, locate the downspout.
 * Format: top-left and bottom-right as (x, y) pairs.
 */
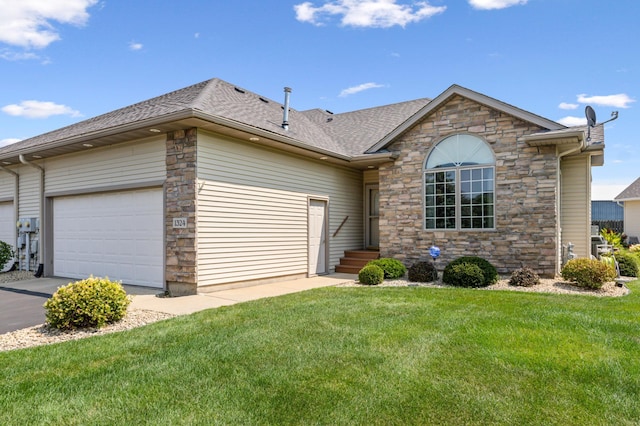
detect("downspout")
(19, 155), (44, 276)
(556, 135), (586, 271)
(0, 166), (19, 256)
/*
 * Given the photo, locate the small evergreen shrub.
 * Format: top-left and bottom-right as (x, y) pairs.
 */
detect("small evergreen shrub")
(44, 276), (131, 330)
(615, 252), (639, 277)
(366, 258), (407, 279)
(408, 261), (438, 283)
(358, 265), (384, 286)
(0, 240), (14, 270)
(561, 258), (616, 290)
(443, 256), (498, 287)
(443, 262), (484, 287)
(508, 267), (540, 287)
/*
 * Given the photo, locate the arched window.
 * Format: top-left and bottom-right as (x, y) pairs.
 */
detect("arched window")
(424, 134), (495, 230)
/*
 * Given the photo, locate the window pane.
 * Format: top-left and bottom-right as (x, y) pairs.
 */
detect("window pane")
(461, 169), (470, 181)
(425, 218), (435, 228)
(472, 169), (482, 180)
(426, 184), (434, 195)
(483, 168), (493, 179)
(461, 217), (471, 228)
(461, 206), (471, 217)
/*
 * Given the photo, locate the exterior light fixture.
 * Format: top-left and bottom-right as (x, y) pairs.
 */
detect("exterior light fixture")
(149, 128), (162, 133)
(2, 161), (10, 165)
(82, 143), (93, 148)
(319, 156), (328, 160)
(32, 155), (42, 159)
(249, 137), (260, 141)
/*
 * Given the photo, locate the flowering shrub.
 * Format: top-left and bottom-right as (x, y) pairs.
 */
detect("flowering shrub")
(561, 258), (616, 289)
(44, 276), (130, 330)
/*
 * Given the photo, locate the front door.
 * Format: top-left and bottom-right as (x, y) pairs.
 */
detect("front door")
(308, 198), (328, 276)
(365, 184), (379, 249)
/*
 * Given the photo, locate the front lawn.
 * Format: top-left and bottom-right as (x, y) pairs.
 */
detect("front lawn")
(1, 281), (639, 425)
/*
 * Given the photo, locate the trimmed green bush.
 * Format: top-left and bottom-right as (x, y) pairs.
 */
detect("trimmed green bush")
(443, 256), (498, 287)
(0, 240), (14, 270)
(561, 258), (616, 290)
(408, 261), (438, 283)
(615, 252), (639, 277)
(358, 265), (384, 286)
(508, 267), (540, 287)
(443, 263), (484, 287)
(44, 276), (131, 330)
(366, 258), (407, 279)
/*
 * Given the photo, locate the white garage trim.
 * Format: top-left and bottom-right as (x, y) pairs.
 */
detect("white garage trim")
(53, 188), (164, 288)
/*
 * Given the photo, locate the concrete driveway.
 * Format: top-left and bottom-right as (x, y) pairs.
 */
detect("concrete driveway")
(0, 278), (159, 334)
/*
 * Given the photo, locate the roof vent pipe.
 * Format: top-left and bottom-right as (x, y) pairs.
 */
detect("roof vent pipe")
(282, 87), (292, 131)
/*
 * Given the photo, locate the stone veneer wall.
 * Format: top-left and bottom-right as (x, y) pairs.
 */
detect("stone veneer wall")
(379, 95), (559, 277)
(165, 128), (198, 295)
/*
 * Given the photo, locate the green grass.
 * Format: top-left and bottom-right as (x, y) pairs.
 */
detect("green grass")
(2, 281), (640, 425)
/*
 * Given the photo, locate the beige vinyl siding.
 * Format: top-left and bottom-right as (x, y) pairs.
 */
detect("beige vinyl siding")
(45, 137), (166, 194)
(0, 171), (15, 200)
(18, 165), (41, 219)
(197, 131), (363, 286)
(560, 155), (590, 258)
(623, 200), (640, 238)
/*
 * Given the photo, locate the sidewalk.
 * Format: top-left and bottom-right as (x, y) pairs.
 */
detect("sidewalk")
(129, 273), (357, 315)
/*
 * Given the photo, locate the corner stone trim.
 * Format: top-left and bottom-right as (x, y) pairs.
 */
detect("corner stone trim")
(165, 128), (198, 295)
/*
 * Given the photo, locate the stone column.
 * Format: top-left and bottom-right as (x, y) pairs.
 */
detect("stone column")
(165, 128), (198, 296)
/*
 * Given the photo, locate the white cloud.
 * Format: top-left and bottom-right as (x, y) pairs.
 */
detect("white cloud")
(294, 0), (446, 28)
(559, 102), (578, 110)
(0, 0), (98, 49)
(339, 82), (385, 97)
(0, 138), (21, 148)
(577, 93), (635, 109)
(468, 0), (527, 10)
(1, 100), (81, 119)
(129, 41), (143, 51)
(556, 116), (587, 127)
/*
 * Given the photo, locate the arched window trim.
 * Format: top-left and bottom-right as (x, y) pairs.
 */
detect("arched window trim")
(423, 134), (496, 231)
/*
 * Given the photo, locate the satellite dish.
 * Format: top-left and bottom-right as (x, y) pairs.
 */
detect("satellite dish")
(585, 105), (597, 127)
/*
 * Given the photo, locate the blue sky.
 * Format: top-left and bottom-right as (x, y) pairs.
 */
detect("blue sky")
(0, 0), (637, 199)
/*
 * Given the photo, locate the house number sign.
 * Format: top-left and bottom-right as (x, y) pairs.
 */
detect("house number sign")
(173, 218), (188, 229)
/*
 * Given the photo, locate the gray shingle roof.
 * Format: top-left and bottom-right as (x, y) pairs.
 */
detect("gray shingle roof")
(615, 177), (640, 201)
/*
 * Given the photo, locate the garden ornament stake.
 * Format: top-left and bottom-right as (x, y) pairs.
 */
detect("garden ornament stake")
(429, 245), (441, 262)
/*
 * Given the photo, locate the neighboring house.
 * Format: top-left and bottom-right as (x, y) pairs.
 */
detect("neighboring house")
(614, 177), (640, 240)
(591, 200), (624, 234)
(0, 78), (606, 294)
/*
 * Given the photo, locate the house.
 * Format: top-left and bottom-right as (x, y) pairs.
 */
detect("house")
(614, 177), (640, 241)
(0, 78), (606, 294)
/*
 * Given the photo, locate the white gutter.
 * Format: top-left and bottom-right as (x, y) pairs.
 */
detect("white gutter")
(19, 155), (44, 272)
(0, 165), (19, 251)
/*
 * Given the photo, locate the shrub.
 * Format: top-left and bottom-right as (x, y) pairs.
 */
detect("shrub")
(615, 251), (639, 277)
(443, 256), (498, 287)
(599, 255), (617, 277)
(629, 244), (640, 253)
(358, 265), (384, 286)
(408, 261), (438, 283)
(0, 240), (14, 270)
(561, 258), (616, 290)
(509, 267), (540, 287)
(44, 276), (131, 330)
(601, 228), (623, 249)
(443, 263), (485, 287)
(366, 258), (407, 279)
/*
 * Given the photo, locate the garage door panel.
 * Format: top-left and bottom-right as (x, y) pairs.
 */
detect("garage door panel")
(54, 189), (163, 288)
(0, 202), (14, 248)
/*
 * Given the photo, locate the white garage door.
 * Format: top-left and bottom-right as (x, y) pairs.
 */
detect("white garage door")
(53, 188), (163, 287)
(0, 202), (14, 249)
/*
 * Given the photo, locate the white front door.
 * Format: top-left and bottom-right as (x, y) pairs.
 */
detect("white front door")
(308, 199), (327, 276)
(53, 188), (164, 287)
